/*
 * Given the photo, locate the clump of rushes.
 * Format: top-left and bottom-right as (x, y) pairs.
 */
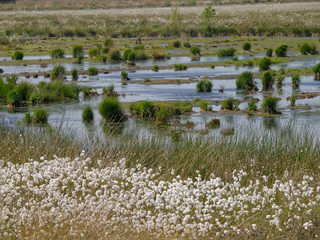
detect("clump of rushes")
(247, 99), (257, 111)
(196, 79), (212, 92)
(72, 45), (84, 58)
(151, 51), (170, 60)
(292, 74), (300, 88)
(243, 42), (251, 51)
(143, 78), (151, 84)
(109, 49), (122, 61)
(173, 40), (181, 48)
(104, 38), (113, 47)
(103, 84), (117, 96)
(121, 71), (129, 80)
(32, 108), (49, 124)
(275, 44), (288, 57)
(155, 107), (172, 123)
(138, 100), (156, 118)
(313, 63), (320, 80)
(88, 67), (99, 76)
(12, 51), (24, 60)
(261, 70), (275, 90)
(261, 96), (280, 114)
(50, 48), (65, 59)
(152, 65), (159, 72)
(290, 93), (296, 107)
(183, 41), (191, 48)
(89, 48), (99, 58)
(190, 46), (200, 56)
(236, 72), (257, 91)
(206, 118), (220, 128)
(24, 112), (33, 124)
(75, 56), (84, 64)
(174, 64), (187, 71)
(98, 97), (125, 122)
(299, 43), (318, 55)
(82, 105), (94, 123)
(258, 57), (272, 71)
(71, 68), (78, 81)
(50, 65), (66, 81)
(218, 48), (236, 57)
(266, 48), (273, 57)
(221, 97), (235, 110)
(276, 75), (285, 88)
(199, 100), (211, 111)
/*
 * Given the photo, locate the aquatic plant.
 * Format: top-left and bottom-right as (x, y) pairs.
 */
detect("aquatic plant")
(312, 63), (320, 80)
(173, 40), (181, 48)
(152, 65), (159, 72)
(299, 43), (318, 55)
(199, 100), (210, 111)
(206, 118), (220, 128)
(221, 97), (235, 110)
(276, 75), (285, 88)
(243, 42), (251, 51)
(12, 51), (24, 60)
(236, 71), (256, 90)
(72, 45), (84, 58)
(88, 67), (99, 76)
(32, 108), (49, 124)
(174, 64), (187, 71)
(121, 71), (129, 80)
(261, 96), (279, 114)
(71, 68), (78, 81)
(275, 44), (288, 57)
(88, 48), (99, 58)
(50, 48), (65, 59)
(82, 105), (94, 123)
(196, 79), (212, 92)
(258, 57), (272, 70)
(290, 93), (296, 107)
(50, 65), (66, 81)
(261, 70), (275, 90)
(247, 99), (257, 111)
(98, 97), (124, 122)
(151, 51), (170, 60)
(138, 100), (156, 118)
(218, 48), (236, 57)
(155, 106), (172, 123)
(266, 48), (273, 57)
(183, 41), (191, 48)
(109, 49), (122, 61)
(292, 74), (300, 88)
(104, 38), (113, 47)
(190, 46), (200, 56)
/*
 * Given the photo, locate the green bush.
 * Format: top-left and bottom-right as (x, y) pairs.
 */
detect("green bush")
(12, 51), (24, 60)
(313, 63), (320, 80)
(50, 65), (66, 81)
(275, 45), (288, 57)
(109, 49), (122, 61)
(89, 48), (99, 58)
(236, 72), (256, 90)
(247, 99), (257, 111)
(72, 45), (84, 58)
(152, 65), (159, 72)
(50, 48), (65, 59)
(173, 40), (181, 48)
(261, 96), (279, 114)
(221, 97), (235, 110)
(196, 79), (213, 92)
(190, 46), (200, 56)
(243, 42), (251, 51)
(33, 108), (49, 124)
(184, 41), (191, 48)
(218, 48), (236, 57)
(71, 68), (78, 81)
(266, 48), (273, 57)
(261, 70), (275, 90)
(104, 38), (113, 47)
(292, 74), (300, 88)
(82, 105), (94, 122)
(88, 67), (98, 76)
(98, 97), (124, 122)
(299, 43), (318, 55)
(174, 64), (187, 71)
(276, 75), (285, 87)
(258, 57), (272, 70)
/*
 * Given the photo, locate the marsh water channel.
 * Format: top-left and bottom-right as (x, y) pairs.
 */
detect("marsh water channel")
(1, 53), (320, 140)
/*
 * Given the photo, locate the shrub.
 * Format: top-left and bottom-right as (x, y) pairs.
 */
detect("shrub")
(190, 46), (200, 56)
(109, 49), (122, 61)
(184, 41), (191, 48)
(89, 48), (99, 58)
(121, 71), (129, 80)
(261, 70), (275, 90)
(206, 119), (220, 129)
(261, 96), (279, 114)
(71, 68), (78, 81)
(173, 40), (181, 48)
(174, 64), (187, 71)
(221, 97), (235, 110)
(218, 48), (236, 57)
(247, 99), (257, 111)
(243, 42), (251, 51)
(82, 105), (94, 123)
(98, 97), (124, 122)
(292, 74), (300, 88)
(276, 75), (285, 87)
(258, 57), (272, 70)
(199, 100), (209, 111)
(104, 38), (113, 47)
(12, 51), (24, 60)
(152, 65), (159, 72)
(299, 43), (318, 55)
(50, 65), (66, 81)
(313, 63), (320, 80)
(196, 79), (213, 92)
(88, 67), (99, 76)
(50, 48), (65, 59)
(266, 48), (273, 57)
(275, 45), (288, 57)
(72, 45), (84, 58)
(33, 109), (49, 124)
(236, 72), (256, 90)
